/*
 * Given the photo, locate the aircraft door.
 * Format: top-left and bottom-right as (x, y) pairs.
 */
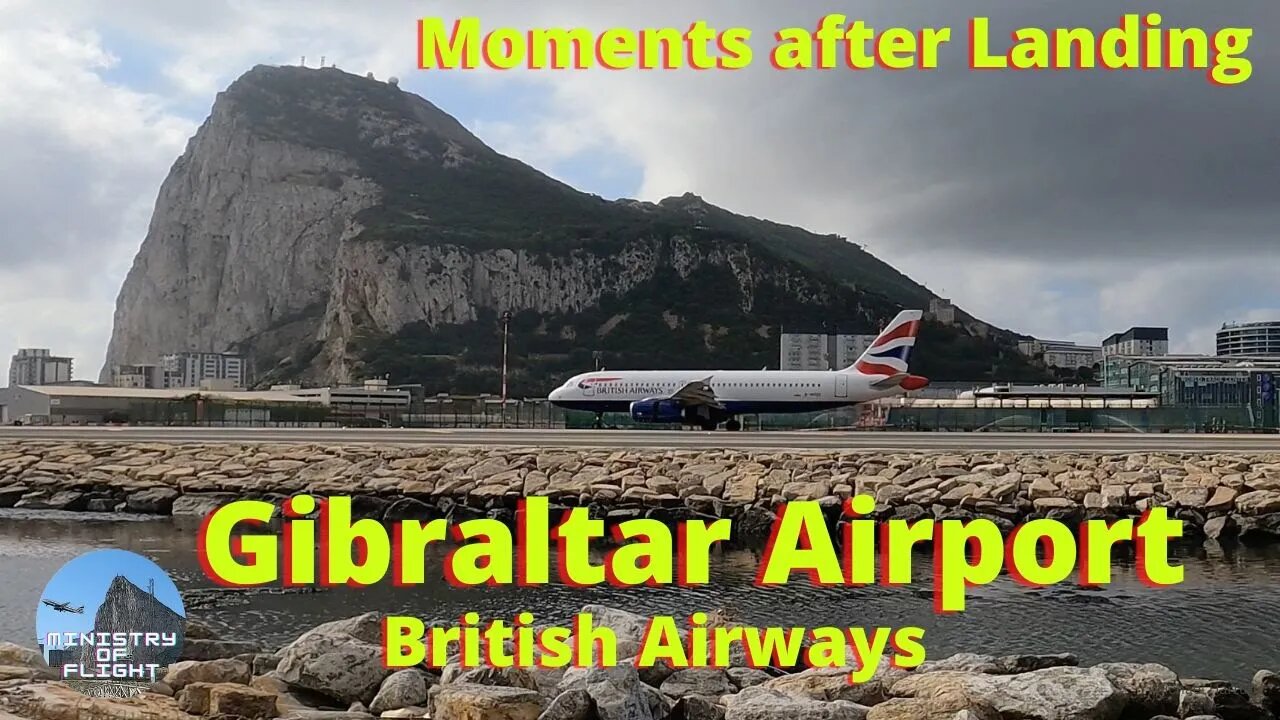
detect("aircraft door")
(835, 374), (848, 398)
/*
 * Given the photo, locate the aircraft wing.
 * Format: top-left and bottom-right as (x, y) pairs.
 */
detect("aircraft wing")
(669, 377), (724, 410)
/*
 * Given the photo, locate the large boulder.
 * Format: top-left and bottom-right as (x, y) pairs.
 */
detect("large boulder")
(585, 664), (666, 720)
(660, 668), (736, 700)
(184, 683), (279, 719)
(757, 662), (901, 706)
(430, 683), (543, 720)
(724, 686), (870, 720)
(1094, 662), (1180, 717)
(177, 681), (241, 714)
(0, 643), (45, 669)
(579, 605), (668, 660)
(1255, 670), (1280, 714)
(275, 612), (394, 707)
(539, 689), (593, 720)
(725, 668), (773, 691)
(890, 666), (1126, 720)
(162, 658), (252, 691)
(0, 642), (56, 683)
(867, 698), (998, 720)
(447, 665), (539, 691)
(370, 669), (435, 714)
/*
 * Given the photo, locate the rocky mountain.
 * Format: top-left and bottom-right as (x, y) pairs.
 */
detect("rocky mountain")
(101, 65), (1047, 395)
(78, 576), (184, 669)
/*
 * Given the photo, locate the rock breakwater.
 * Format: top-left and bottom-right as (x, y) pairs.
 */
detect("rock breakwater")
(3, 442), (1280, 544)
(2, 605), (1279, 720)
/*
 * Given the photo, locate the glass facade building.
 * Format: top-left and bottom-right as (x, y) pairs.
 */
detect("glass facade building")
(1217, 321), (1280, 356)
(1103, 355), (1279, 428)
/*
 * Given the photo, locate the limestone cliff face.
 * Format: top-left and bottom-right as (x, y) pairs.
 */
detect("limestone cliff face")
(315, 236), (832, 380)
(99, 80), (381, 382)
(78, 576), (184, 669)
(101, 64), (1047, 391)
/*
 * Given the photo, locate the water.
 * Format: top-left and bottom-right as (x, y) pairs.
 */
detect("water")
(2, 509), (1277, 686)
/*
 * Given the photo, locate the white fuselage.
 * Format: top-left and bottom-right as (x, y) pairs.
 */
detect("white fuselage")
(547, 369), (906, 415)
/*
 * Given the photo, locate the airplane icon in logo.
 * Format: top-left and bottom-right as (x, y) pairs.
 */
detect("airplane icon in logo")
(41, 599), (84, 614)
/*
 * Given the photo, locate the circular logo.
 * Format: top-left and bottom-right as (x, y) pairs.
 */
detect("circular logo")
(35, 549), (186, 698)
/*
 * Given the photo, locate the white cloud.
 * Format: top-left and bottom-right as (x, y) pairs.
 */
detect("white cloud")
(0, 14), (194, 377)
(1097, 261), (1280, 354)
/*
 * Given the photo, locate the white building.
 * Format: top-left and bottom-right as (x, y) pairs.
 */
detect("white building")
(1101, 327), (1169, 378)
(1016, 339), (1102, 369)
(7, 349), (73, 386)
(927, 298), (956, 325)
(780, 332), (877, 370)
(286, 379), (410, 422)
(111, 364), (165, 389)
(780, 333), (829, 371)
(1217, 321), (1280, 356)
(834, 334), (878, 369)
(161, 352), (247, 389)
(1102, 327), (1169, 358)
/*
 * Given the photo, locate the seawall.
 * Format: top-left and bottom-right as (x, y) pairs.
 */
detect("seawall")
(2, 441), (1279, 543)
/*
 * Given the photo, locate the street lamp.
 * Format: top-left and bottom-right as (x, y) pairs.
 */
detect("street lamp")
(500, 310), (513, 424)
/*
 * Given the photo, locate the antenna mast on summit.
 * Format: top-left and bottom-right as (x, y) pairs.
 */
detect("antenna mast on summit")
(301, 56), (306, 67)
(321, 56), (326, 67)
(148, 579), (154, 596)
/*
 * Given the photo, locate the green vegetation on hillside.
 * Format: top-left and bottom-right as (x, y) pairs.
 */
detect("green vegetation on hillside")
(356, 258), (1046, 396)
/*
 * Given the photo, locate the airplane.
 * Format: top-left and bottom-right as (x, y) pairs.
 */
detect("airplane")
(41, 599), (84, 614)
(547, 309), (929, 431)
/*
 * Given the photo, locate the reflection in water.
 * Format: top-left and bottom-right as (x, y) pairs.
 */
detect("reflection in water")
(1, 509), (1278, 685)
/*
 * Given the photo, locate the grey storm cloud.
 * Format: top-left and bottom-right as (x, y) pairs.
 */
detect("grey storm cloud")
(592, 0), (1280, 261)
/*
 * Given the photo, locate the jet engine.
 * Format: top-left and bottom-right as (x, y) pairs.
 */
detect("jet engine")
(629, 398), (684, 423)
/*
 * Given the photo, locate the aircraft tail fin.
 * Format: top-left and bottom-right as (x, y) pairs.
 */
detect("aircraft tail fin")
(843, 310), (924, 380)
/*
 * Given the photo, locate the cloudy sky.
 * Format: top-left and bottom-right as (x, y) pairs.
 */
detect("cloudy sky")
(2, 0), (1275, 379)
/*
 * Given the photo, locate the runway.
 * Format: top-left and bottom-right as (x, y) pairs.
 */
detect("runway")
(0, 427), (1277, 452)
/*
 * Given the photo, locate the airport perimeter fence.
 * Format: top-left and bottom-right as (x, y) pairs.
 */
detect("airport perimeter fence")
(556, 405), (1277, 433)
(884, 405), (1276, 433)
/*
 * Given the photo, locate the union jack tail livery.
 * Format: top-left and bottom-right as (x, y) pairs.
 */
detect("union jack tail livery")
(846, 310), (929, 391)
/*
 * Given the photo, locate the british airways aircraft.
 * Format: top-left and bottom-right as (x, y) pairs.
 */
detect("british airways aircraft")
(547, 310), (929, 430)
